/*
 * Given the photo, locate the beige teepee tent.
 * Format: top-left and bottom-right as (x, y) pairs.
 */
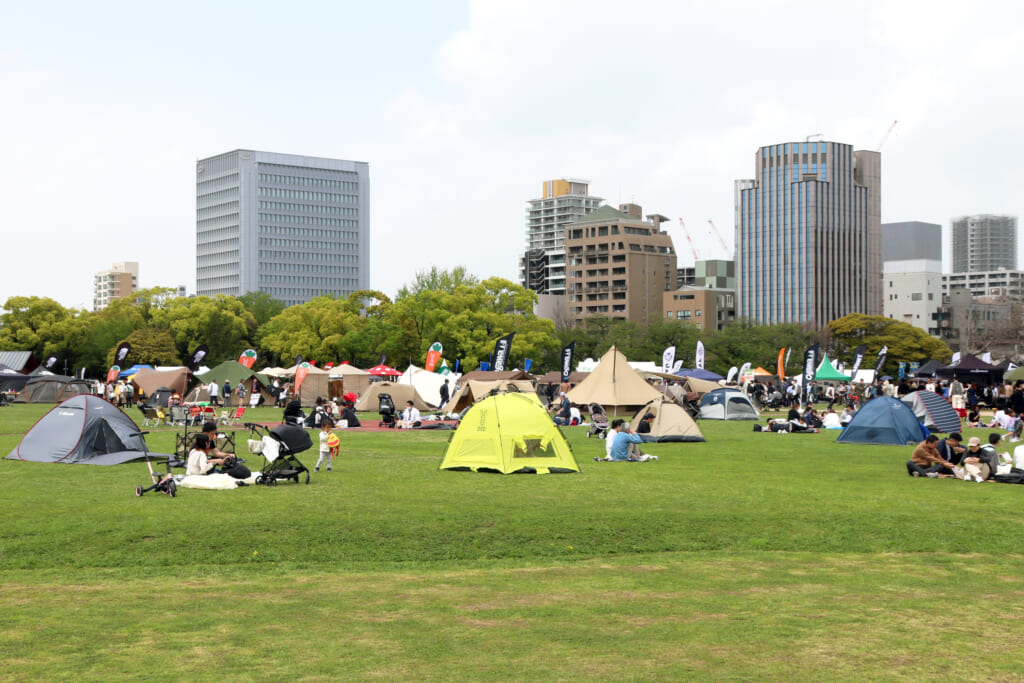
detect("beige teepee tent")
(566, 346), (662, 415)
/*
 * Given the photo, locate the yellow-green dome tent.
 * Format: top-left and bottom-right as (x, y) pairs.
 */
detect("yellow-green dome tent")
(439, 392), (579, 474)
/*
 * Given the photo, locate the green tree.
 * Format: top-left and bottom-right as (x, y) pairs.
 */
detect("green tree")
(238, 291), (288, 326)
(150, 295), (257, 363)
(0, 296), (75, 356)
(713, 319), (817, 376)
(395, 265), (479, 298)
(106, 327), (181, 367)
(827, 314), (951, 376)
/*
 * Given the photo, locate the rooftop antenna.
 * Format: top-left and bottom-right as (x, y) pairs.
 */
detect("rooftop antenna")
(805, 133), (824, 142)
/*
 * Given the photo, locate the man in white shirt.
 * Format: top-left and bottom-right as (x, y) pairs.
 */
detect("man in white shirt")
(399, 400), (421, 429)
(208, 379), (220, 406)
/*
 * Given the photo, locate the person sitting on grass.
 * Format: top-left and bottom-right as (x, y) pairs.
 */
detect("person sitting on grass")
(398, 400), (421, 429)
(186, 433), (231, 476)
(967, 407), (982, 428)
(595, 419), (657, 462)
(820, 409), (842, 429)
(935, 432), (965, 476)
(636, 413), (655, 435)
(961, 435), (1002, 482)
(906, 434), (957, 478)
(839, 405), (855, 426)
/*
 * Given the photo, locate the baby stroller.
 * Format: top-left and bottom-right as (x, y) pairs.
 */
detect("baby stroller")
(245, 422), (312, 485)
(378, 393), (396, 428)
(586, 403), (609, 439)
(133, 430), (176, 497)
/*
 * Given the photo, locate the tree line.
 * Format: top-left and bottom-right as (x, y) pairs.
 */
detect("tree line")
(0, 268), (951, 379)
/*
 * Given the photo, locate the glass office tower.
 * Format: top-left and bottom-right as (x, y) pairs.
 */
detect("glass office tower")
(735, 141), (881, 326)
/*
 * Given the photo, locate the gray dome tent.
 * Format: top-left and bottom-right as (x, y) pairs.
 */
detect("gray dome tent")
(698, 388), (760, 420)
(7, 394), (167, 465)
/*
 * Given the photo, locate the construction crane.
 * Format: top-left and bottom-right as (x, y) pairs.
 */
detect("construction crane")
(707, 219), (729, 256)
(678, 218), (699, 261)
(877, 120), (898, 151)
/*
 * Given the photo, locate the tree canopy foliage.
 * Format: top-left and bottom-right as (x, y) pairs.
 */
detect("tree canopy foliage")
(827, 314), (952, 375)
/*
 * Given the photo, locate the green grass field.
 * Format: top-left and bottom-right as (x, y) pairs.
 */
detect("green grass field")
(2, 402), (1024, 681)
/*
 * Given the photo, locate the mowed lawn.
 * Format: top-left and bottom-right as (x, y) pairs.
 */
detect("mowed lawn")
(2, 402), (1024, 681)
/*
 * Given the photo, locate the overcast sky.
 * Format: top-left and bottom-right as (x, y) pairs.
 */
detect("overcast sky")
(3, 0), (1023, 310)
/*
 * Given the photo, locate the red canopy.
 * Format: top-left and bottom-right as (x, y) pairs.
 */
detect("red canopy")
(366, 364), (401, 377)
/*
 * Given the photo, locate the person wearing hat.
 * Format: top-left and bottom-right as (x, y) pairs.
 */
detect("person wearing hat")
(907, 434), (957, 478)
(961, 434), (1001, 482)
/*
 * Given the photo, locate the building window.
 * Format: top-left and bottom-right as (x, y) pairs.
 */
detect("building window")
(695, 309), (702, 317)
(911, 293), (922, 301)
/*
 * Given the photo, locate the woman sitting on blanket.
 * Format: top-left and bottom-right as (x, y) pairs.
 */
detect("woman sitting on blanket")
(186, 433), (231, 476)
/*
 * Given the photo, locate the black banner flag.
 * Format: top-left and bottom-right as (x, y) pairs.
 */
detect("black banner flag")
(560, 342), (575, 382)
(492, 333), (515, 372)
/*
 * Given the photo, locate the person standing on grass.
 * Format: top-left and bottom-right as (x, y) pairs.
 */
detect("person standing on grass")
(315, 418), (335, 473)
(907, 434), (956, 478)
(208, 378), (220, 406)
(222, 378), (232, 407)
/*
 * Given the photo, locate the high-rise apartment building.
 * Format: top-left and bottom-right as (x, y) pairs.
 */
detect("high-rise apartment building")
(520, 179), (603, 296)
(951, 214), (1017, 273)
(565, 203), (676, 325)
(735, 140), (881, 326)
(93, 261), (139, 310)
(881, 221), (942, 333)
(196, 149), (369, 307)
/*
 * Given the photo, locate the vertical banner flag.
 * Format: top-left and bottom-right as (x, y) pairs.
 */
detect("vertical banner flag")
(739, 361), (753, 385)
(43, 353), (60, 372)
(439, 359), (451, 375)
(695, 341), (705, 369)
(874, 345), (888, 374)
(784, 347), (792, 369)
(803, 343), (820, 402)
(524, 358), (533, 372)
(726, 366), (739, 383)
(909, 361), (920, 375)
(293, 355), (304, 368)
(238, 348), (258, 369)
(898, 361), (906, 379)
(777, 348), (786, 382)
(295, 362), (311, 394)
(561, 342), (576, 383)
(425, 342), (443, 372)
(377, 354), (387, 367)
(492, 333), (515, 372)
(187, 344), (209, 373)
(951, 351), (961, 364)
(479, 361), (491, 372)
(981, 352), (992, 364)
(850, 345), (867, 375)
(672, 359), (683, 373)
(662, 346), (676, 374)
(106, 342), (131, 383)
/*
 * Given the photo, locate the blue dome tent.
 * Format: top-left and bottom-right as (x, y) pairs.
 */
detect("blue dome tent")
(836, 397), (928, 446)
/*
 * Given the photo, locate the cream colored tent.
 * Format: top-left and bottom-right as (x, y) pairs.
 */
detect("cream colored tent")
(260, 364), (331, 406)
(329, 363), (372, 398)
(566, 346), (662, 414)
(441, 379), (536, 414)
(354, 381), (433, 412)
(630, 397), (705, 442)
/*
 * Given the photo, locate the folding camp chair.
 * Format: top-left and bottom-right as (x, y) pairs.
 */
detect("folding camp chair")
(139, 405), (164, 428)
(217, 409), (231, 425)
(169, 406), (189, 426)
(229, 406), (246, 426)
(188, 406), (204, 426)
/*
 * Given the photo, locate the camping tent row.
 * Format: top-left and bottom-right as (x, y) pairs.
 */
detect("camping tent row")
(7, 375), (93, 404)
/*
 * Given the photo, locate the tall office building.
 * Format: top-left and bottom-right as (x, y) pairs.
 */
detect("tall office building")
(565, 203), (677, 325)
(520, 179), (603, 296)
(93, 261), (139, 311)
(951, 214), (1017, 273)
(196, 149), (369, 307)
(880, 221), (942, 333)
(735, 140), (881, 326)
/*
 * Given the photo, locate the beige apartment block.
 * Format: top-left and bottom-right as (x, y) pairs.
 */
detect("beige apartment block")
(565, 203), (677, 325)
